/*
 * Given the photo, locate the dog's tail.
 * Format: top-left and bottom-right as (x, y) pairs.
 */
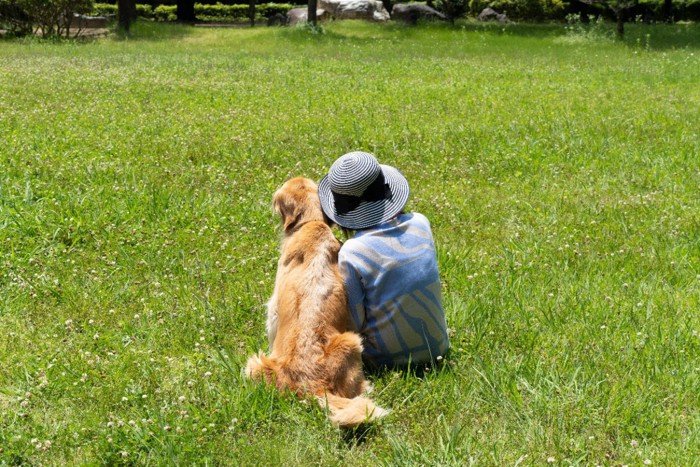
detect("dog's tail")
(316, 392), (389, 428)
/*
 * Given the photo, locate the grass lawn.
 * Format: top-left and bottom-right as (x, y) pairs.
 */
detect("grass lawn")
(1, 19), (699, 465)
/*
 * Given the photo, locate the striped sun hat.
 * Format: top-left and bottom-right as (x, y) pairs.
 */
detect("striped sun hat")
(318, 151), (410, 230)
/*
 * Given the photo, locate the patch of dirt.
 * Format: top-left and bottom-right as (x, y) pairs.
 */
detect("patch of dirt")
(68, 27), (110, 37)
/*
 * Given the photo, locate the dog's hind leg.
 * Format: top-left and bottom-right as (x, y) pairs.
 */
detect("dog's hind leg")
(322, 332), (367, 397)
(325, 332), (363, 356)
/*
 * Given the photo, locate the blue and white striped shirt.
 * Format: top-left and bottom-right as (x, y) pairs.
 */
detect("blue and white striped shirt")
(338, 213), (449, 367)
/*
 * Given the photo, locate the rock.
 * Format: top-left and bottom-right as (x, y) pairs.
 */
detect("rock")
(319, 0), (391, 22)
(391, 3), (446, 24)
(71, 14), (112, 29)
(477, 7), (509, 23)
(267, 12), (287, 26)
(286, 8), (331, 26)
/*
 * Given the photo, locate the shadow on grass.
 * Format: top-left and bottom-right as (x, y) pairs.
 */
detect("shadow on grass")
(621, 22), (700, 50)
(455, 20), (700, 50)
(278, 19), (700, 50)
(342, 421), (382, 446)
(112, 20), (200, 41)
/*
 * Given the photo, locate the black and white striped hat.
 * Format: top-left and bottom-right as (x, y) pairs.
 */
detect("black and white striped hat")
(318, 152), (410, 230)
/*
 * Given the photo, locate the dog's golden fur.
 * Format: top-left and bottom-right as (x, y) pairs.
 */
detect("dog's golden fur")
(245, 177), (387, 428)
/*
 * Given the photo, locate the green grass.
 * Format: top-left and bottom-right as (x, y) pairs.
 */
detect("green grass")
(1, 20), (699, 465)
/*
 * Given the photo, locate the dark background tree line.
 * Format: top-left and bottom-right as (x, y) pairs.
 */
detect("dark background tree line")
(2, 0), (698, 38)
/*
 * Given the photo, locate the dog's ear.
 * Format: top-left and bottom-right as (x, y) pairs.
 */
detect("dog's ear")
(273, 188), (304, 233)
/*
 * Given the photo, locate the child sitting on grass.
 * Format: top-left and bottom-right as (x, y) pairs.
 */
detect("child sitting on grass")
(318, 151), (449, 369)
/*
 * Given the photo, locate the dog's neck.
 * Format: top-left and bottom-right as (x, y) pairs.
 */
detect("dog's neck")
(284, 215), (325, 236)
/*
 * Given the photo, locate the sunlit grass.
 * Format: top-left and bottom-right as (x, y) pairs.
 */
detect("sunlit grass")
(1, 20), (699, 464)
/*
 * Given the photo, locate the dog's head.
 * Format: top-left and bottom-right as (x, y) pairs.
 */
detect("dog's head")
(273, 177), (328, 234)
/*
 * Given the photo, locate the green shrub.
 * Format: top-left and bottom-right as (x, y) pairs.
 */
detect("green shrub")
(103, 2), (295, 22)
(0, 0), (33, 36)
(0, 0), (94, 36)
(256, 2), (294, 18)
(154, 4), (177, 21)
(195, 3), (249, 20)
(469, 0), (565, 20)
(93, 2), (151, 18)
(436, 0), (470, 22)
(194, 3), (293, 21)
(92, 2), (117, 16)
(136, 3), (153, 18)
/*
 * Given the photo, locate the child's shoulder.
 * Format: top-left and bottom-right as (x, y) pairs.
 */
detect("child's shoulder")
(401, 212), (430, 229)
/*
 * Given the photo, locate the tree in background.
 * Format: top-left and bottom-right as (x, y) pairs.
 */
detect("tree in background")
(117, 0), (132, 31)
(579, 0), (638, 37)
(177, 0), (195, 22)
(308, 0), (318, 26)
(660, 0), (673, 21)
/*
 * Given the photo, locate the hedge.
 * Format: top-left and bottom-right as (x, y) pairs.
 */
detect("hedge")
(92, 2), (295, 21)
(92, 0), (700, 22)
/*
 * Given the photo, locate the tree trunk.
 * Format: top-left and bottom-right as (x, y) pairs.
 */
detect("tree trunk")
(177, 0), (196, 23)
(661, 0), (673, 22)
(308, 0), (317, 26)
(249, 0), (256, 27)
(381, 0), (393, 13)
(616, 11), (624, 37)
(130, 1), (138, 21)
(118, 0), (131, 32)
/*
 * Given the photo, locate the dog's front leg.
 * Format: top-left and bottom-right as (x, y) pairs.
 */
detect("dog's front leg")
(266, 259), (286, 349)
(265, 295), (279, 350)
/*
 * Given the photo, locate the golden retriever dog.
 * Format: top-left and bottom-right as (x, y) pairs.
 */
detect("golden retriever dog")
(245, 177), (387, 428)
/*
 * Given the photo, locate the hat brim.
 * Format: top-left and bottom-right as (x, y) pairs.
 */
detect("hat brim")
(319, 165), (410, 230)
